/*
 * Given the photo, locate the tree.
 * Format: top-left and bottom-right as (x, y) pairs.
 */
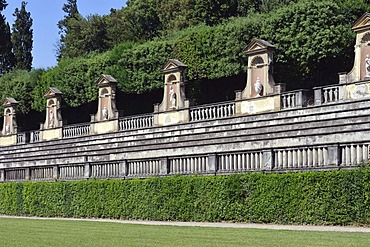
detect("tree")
(0, 19), (15, 75)
(0, 0), (7, 11)
(12, 1), (33, 71)
(105, 9), (135, 46)
(0, 0), (14, 75)
(57, 0), (82, 59)
(124, 0), (162, 41)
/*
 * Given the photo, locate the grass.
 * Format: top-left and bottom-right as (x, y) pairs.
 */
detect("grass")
(0, 218), (369, 247)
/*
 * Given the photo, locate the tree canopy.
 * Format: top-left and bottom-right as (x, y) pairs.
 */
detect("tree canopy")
(1, 0), (370, 117)
(12, 1), (33, 71)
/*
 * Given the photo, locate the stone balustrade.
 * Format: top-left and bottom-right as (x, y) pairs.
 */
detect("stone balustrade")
(16, 133), (26, 144)
(2, 141), (368, 182)
(30, 130), (40, 143)
(5, 169), (26, 182)
(281, 92), (296, 109)
(314, 84), (341, 105)
(119, 114), (154, 131)
(91, 162), (123, 178)
(59, 165), (85, 180)
(340, 143), (369, 166)
(127, 160), (160, 177)
(281, 90), (308, 109)
(218, 151), (265, 172)
(63, 123), (91, 138)
(322, 85), (340, 103)
(30, 167), (54, 181)
(169, 156), (208, 174)
(190, 101), (235, 122)
(274, 146), (331, 169)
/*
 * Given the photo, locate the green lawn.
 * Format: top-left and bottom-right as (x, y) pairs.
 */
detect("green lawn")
(0, 218), (369, 247)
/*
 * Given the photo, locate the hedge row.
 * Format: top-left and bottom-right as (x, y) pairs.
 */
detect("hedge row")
(0, 169), (370, 225)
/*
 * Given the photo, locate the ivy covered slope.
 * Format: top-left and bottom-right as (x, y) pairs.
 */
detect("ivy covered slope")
(0, 0), (369, 114)
(1, 169), (370, 225)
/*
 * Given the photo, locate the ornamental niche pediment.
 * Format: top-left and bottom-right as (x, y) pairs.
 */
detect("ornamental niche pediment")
(2, 98), (18, 107)
(243, 39), (275, 54)
(352, 12), (370, 32)
(44, 87), (63, 98)
(162, 59), (187, 73)
(96, 74), (117, 86)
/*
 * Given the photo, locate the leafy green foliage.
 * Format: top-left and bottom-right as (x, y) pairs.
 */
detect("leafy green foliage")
(0, 69), (43, 114)
(31, 55), (108, 111)
(1, 169), (370, 225)
(1, 0), (370, 113)
(261, 1), (365, 88)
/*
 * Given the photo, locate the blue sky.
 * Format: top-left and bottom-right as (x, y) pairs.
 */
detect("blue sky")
(3, 0), (126, 69)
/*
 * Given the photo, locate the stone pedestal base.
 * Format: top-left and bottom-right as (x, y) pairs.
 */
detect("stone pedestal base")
(41, 128), (62, 141)
(91, 119), (119, 135)
(0, 135), (17, 147)
(235, 95), (281, 115)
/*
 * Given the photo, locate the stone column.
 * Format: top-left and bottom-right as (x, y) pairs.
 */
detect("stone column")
(295, 90), (308, 107)
(262, 149), (274, 170)
(207, 153), (218, 174)
(0, 169), (4, 182)
(2, 98), (18, 136)
(313, 87), (323, 105)
(154, 59), (190, 126)
(25, 168), (30, 181)
(91, 75), (119, 134)
(160, 157), (169, 175)
(53, 166), (59, 180)
(84, 162), (91, 179)
(327, 144), (340, 166)
(120, 160), (127, 177)
(41, 88), (63, 141)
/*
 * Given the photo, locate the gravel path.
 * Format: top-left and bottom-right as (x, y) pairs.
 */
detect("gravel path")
(1, 215), (370, 233)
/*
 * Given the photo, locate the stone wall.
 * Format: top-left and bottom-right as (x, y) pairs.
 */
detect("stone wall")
(1, 88), (370, 182)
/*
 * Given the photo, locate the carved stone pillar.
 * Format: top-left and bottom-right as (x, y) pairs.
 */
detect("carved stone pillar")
(2, 98), (18, 136)
(160, 157), (169, 175)
(236, 39), (283, 115)
(345, 13), (370, 82)
(154, 59), (190, 126)
(91, 75), (119, 134)
(0, 98), (19, 146)
(41, 88), (63, 141)
(207, 153), (218, 174)
(43, 88), (63, 129)
(94, 75), (119, 121)
(0, 169), (4, 182)
(241, 39), (278, 99)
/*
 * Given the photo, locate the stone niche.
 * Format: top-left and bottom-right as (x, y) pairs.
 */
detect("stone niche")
(236, 39), (284, 115)
(0, 98), (18, 146)
(41, 87), (63, 141)
(91, 75), (119, 134)
(154, 59), (190, 126)
(2, 98), (18, 135)
(343, 12), (370, 83)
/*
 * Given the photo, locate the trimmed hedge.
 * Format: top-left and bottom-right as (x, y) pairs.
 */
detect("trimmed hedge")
(0, 169), (370, 225)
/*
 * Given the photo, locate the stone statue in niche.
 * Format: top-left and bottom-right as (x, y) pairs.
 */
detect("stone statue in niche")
(5, 123), (10, 134)
(102, 106), (108, 120)
(49, 109), (54, 128)
(366, 55), (370, 77)
(169, 86), (177, 108)
(254, 77), (263, 97)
